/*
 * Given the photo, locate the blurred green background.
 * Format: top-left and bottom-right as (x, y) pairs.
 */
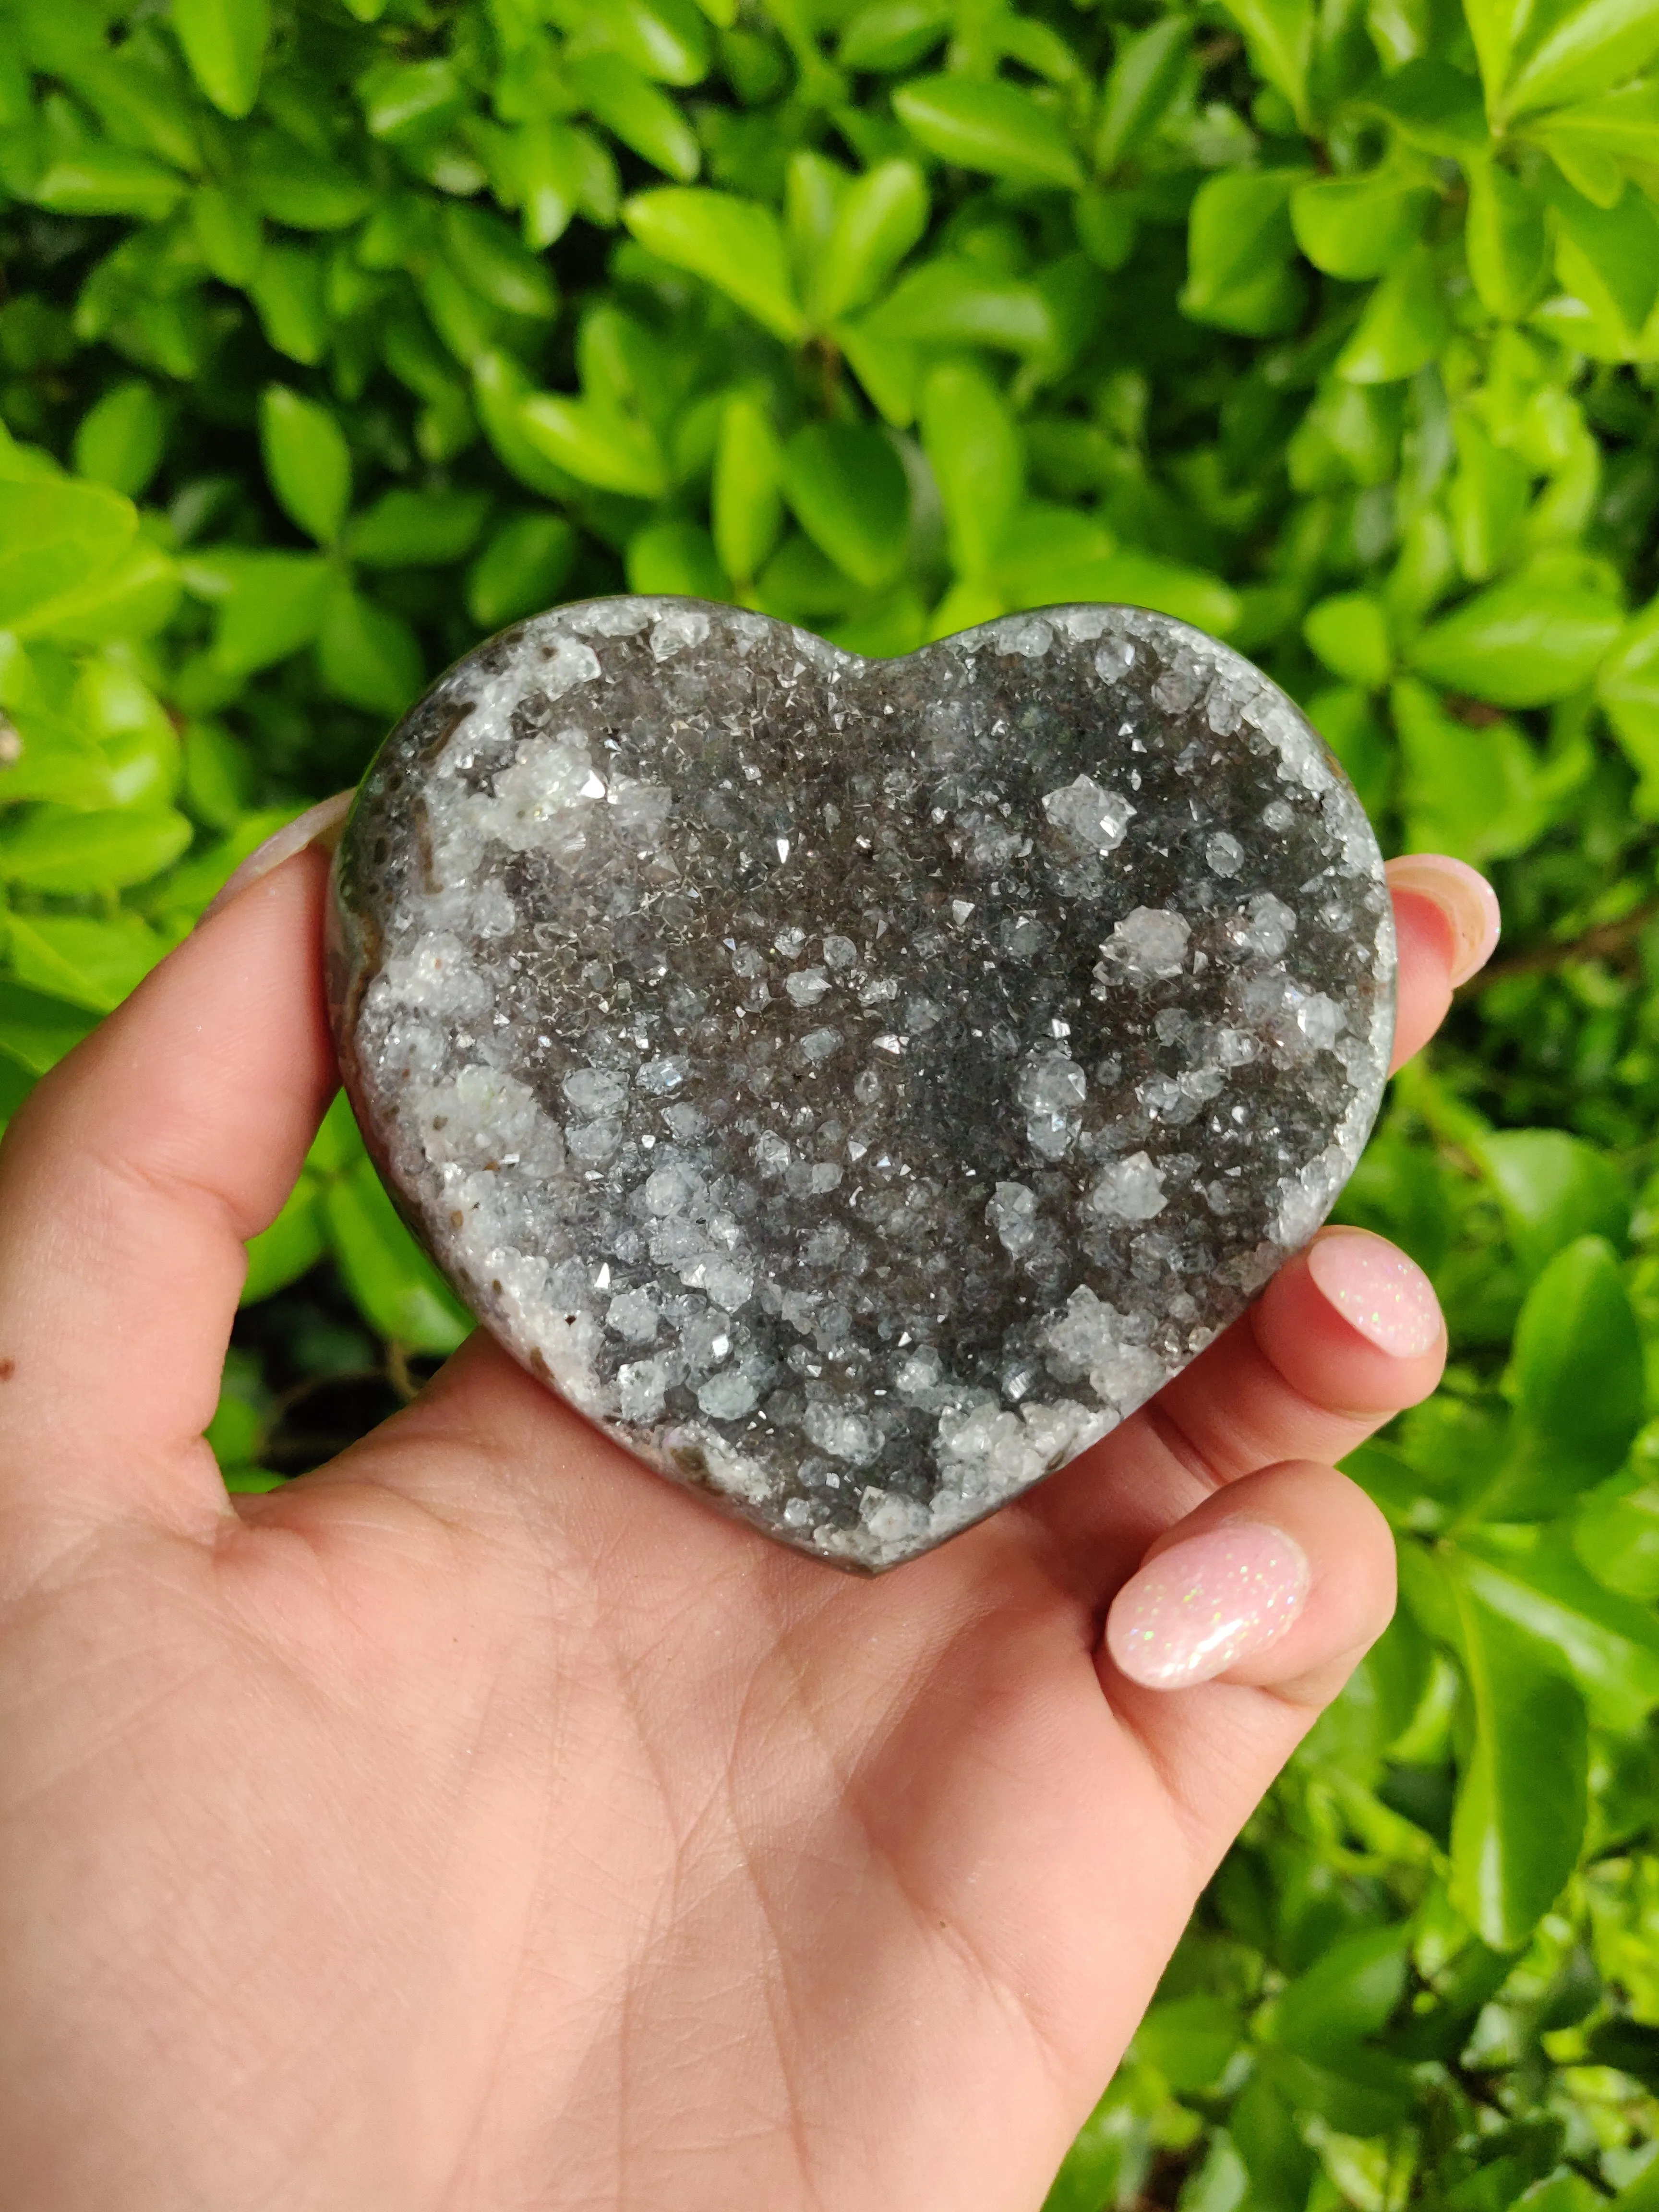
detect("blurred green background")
(3, 0), (1659, 2203)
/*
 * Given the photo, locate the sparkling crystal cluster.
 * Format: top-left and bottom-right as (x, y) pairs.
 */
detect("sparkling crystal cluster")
(330, 598), (1394, 1570)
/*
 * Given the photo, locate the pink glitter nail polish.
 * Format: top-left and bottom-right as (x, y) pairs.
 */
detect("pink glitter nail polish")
(1106, 1520), (1310, 1690)
(1307, 1228), (1442, 1359)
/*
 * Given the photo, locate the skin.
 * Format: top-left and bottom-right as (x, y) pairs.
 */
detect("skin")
(0, 853), (1467, 2212)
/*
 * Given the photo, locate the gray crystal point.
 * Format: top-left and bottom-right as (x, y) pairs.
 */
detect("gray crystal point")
(328, 598), (1394, 1573)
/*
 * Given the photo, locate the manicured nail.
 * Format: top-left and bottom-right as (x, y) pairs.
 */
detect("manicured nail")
(1106, 1520), (1310, 1690)
(1385, 854), (1501, 986)
(1307, 1227), (1442, 1358)
(198, 791), (354, 928)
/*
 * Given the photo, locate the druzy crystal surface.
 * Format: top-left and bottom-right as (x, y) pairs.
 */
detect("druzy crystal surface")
(329, 598), (1394, 1571)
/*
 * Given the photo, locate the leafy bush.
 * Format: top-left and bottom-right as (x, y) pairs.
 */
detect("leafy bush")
(3, 0), (1659, 2201)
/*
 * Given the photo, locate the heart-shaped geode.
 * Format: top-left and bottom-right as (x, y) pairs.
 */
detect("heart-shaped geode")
(329, 599), (1394, 1571)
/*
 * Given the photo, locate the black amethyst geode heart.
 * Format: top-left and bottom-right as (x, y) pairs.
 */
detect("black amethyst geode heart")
(328, 599), (1394, 1571)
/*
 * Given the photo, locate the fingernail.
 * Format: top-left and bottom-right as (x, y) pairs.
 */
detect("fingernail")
(1106, 1520), (1310, 1690)
(1307, 1227), (1442, 1358)
(198, 791), (354, 928)
(1385, 855), (1501, 986)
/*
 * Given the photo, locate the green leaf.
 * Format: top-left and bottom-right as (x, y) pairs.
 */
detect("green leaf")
(206, 1372), (264, 1469)
(0, 1053), (35, 1129)
(0, 477), (137, 631)
(1133, 1995), (1245, 2093)
(1467, 164), (1548, 320)
(626, 517), (727, 598)
(72, 380), (167, 498)
(5, 912), (166, 1012)
(346, 488), (492, 568)
(440, 203), (558, 319)
(1457, 1535), (1659, 1731)
(24, 538), (181, 648)
(1508, 1237), (1644, 1484)
(190, 184), (264, 285)
(864, 259), (1054, 353)
(1548, 180), (1659, 341)
(1362, 58), (1490, 155)
(1336, 245), (1448, 383)
(249, 245), (329, 366)
(0, 977), (97, 1076)
(1095, 16), (1190, 177)
(0, 708), (113, 811)
(171, 0), (268, 119)
(517, 391), (668, 498)
(622, 188), (804, 340)
(136, 805), (292, 922)
(785, 148), (846, 278)
(1258, 2045), (1419, 2134)
(182, 719), (253, 830)
(325, 1155), (472, 1354)
(1525, 77), (1659, 166)
(1215, 0), (1315, 129)
(1447, 413), (1531, 578)
(834, 315), (921, 427)
(1181, 171), (1306, 337)
(244, 132), (372, 229)
(358, 58), (464, 143)
(258, 387), (351, 548)
(241, 1171), (327, 1303)
(712, 392), (784, 584)
(989, 503), (1113, 601)
(56, 35), (202, 174)
(1449, 1591), (1588, 1951)
(1390, 676), (1550, 859)
(1307, 685), (1393, 818)
(1574, 1481), (1659, 1601)
(811, 159), (927, 325)
(1228, 2073), (1319, 2209)
(473, 351), (583, 501)
(1612, 2148), (1659, 2210)
(570, 53), (701, 182)
(781, 423), (909, 589)
(1478, 1126), (1630, 1274)
(891, 75), (1083, 189)
(1291, 170), (1433, 279)
(317, 584), (422, 718)
(586, 0), (713, 87)
(1270, 1925), (1410, 2053)
(511, 116), (582, 251)
(1506, 0), (1659, 119)
(0, 804), (192, 892)
(464, 512), (577, 630)
(919, 361), (1023, 579)
(1464, 0), (1526, 118)
(1044, 554), (1242, 637)
(838, 0), (951, 72)
(198, 550), (332, 675)
(1599, 594), (1659, 807)
(1304, 593), (1392, 687)
(29, 139), (188, 221)
(1408, 572), (1623, 704)
(73, 659), (180, 806)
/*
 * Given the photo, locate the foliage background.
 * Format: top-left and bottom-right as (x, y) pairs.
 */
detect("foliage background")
(3, 0), (1659, 2201)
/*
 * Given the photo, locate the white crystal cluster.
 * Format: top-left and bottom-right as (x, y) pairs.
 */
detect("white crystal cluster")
(333, 598), (1394, 1570)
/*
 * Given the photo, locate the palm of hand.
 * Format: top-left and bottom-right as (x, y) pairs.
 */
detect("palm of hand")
(0, 849), (1460, 2211)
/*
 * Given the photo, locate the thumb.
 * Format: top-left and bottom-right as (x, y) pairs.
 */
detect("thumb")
(0, 802), (348, 1553)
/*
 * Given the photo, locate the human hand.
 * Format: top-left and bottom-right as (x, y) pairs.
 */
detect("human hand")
(0, 820), (1496, 2211)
